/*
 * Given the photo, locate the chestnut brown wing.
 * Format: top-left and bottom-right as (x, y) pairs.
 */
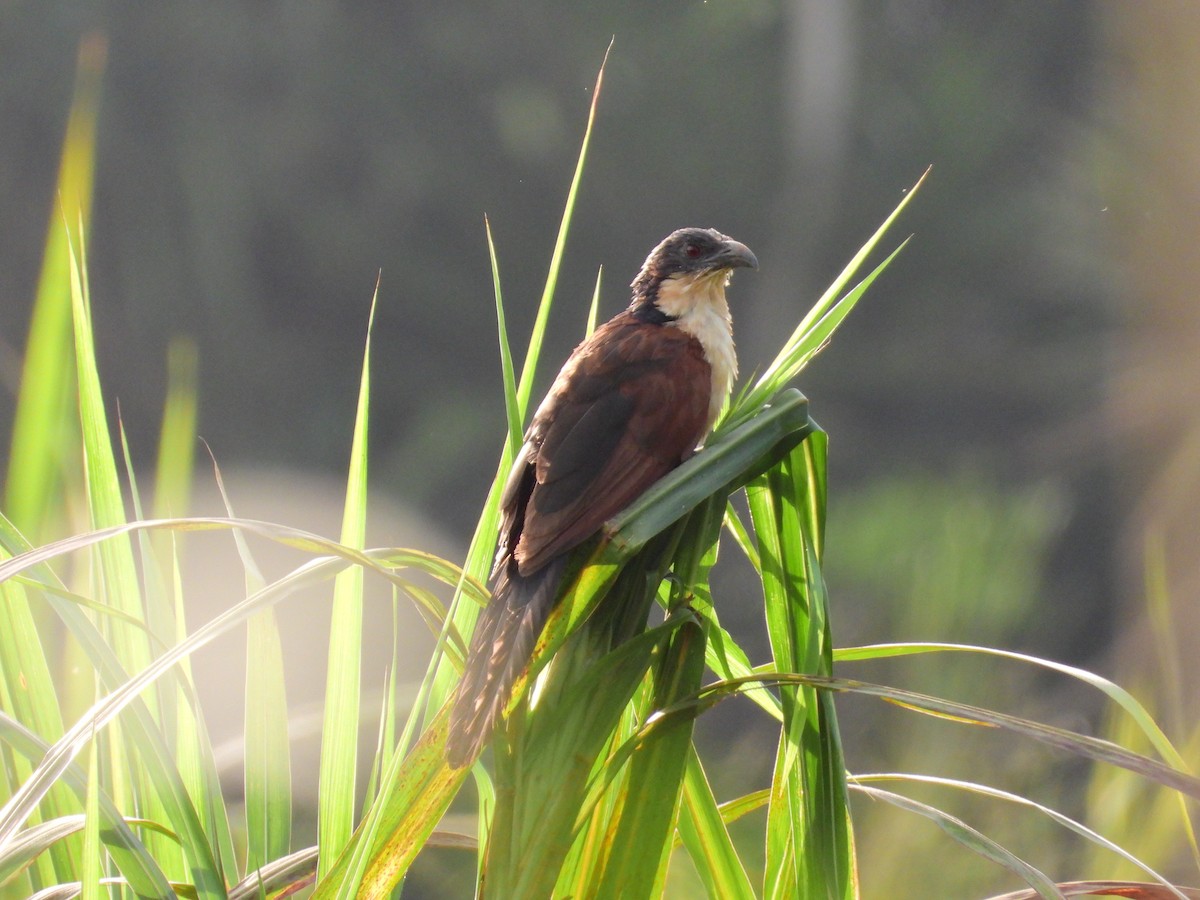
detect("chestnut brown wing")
(511, 315), (712, 576)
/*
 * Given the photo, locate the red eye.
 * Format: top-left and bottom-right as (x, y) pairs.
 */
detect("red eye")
(685, 244), (702, 259)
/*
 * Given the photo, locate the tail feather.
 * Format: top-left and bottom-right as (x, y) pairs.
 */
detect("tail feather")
(446, 557), (565, 768)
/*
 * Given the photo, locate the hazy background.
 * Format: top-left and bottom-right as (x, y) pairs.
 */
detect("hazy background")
(2, 2), (1197, 895)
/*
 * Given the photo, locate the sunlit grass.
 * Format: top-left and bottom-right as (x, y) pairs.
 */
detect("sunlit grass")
(1, 41), (1198, 900)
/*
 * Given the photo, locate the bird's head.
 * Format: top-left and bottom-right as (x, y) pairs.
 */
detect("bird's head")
(630, 227), (758, 319)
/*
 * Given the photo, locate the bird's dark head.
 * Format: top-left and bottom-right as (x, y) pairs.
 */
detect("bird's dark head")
(630, 228), (758, 313)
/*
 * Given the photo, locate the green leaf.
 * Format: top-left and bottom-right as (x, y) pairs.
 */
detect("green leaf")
(677, 748), (757, 900)
(851, 773), (1190, 898)
(0, 712), (173, 897)
(80, 729), (101, 900)
(852, 784), (1065, 899)
(513, 40), (610, 416)
(318, 283), (378, 877)
(5, 35), (104, 537)
(725, 168), (928, 431)
(316, 704), (469, 899)
(244, 604), (291, 872)
(486, 216), (523, 456)
(152, 338), (199, 523)
(595, 617), (707, 898)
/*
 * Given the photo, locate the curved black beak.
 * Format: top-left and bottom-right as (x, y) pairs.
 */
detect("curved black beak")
(716, 238), (758, 271)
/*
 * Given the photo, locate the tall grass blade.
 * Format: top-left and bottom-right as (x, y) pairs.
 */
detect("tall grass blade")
(5, 34), (105, 537)
(984, 882), (1200, 900)
(485, 216), (523, 455)
(430, 44), (615, 738)
(513, 41), (610, 413)
(669, 672), (1200, 800)
(0, 36), (107, 888)
(244, 601), (291, 872)
(724, 167), (928, 432)
(594, 617), (707, 897)
(835, 642), (1194, 774)
(317, 283), (378, 877)
(152, 338), (199, 523)
(677, 747), (757, 900)
(79, 729), (100, 900)
(586, 266), (602, 338)
(749, 433), (854, 899)
(315, 704), (467, 899)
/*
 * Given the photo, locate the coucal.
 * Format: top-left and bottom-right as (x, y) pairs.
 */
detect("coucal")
(447, 227), (757, 768)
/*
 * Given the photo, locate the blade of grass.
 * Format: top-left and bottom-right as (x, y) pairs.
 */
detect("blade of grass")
(5, 34), (105, 536)
(151, 338), (199, 523)
(244, 603), (291, 872)
(834, 642), (1193, 775)
(486, 216), (523, 456)
(851, 784), (1065, 899)
(228, 847), (317, 899)
(585, 266), (602, 338)
(676, 747), (757, 900)
(726, 239), (911, 434)
(852, 773), (1189, 899)
(427, 43), (615, 741)
(206, 453), (294, 874)
(594, 617), (707, 898)
(68, 213), (204, 884)
(661, 672), (1200, 802)
(117, 420), (194, 882)
(750, 436), (854, 899)
(318, 282), (378, 877)
(983, 882), (1200, 900)
(314, 703), (467, 899)
(0, 36), (106, 887)
(80, 728), (100, 900)
(513, 40), (611, 413)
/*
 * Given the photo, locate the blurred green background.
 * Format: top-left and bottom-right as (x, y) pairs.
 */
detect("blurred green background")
(2, 2), (1197, 895)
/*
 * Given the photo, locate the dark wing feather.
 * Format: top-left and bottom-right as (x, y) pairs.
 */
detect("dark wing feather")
(514, 314), (711, 574)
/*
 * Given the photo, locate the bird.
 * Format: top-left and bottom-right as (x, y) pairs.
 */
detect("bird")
(446, 227), (758, 768)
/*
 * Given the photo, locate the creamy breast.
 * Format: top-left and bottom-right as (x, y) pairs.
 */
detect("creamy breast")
(653, 269), (738, 435)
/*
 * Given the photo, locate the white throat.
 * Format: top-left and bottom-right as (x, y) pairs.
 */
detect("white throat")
(655, 271), (738, 434)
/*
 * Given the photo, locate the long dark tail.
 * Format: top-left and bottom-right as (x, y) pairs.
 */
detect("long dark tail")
(446, 557), (566, 768)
